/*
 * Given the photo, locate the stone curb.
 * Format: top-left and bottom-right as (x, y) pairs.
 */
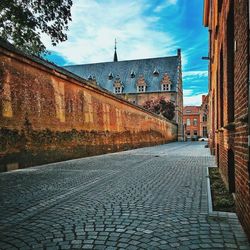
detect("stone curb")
(206, 167), (238, 218)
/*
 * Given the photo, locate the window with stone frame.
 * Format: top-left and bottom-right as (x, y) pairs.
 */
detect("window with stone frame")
(136, 76), (147, 93)
(161, 73), (172, 92)
(113, 76), (123, 94)
(162, 84), (171, 91)
(114, 86), (122, 94)
(186, 118), (190, 126)
(193, 118), (198, 126)
(137, 85), (146, 92)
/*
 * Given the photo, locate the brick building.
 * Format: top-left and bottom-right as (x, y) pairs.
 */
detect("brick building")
(183, 106), (200, 140)
(64, 49), (183, 140)
(183, 95), (208, 140)
(200, 94), (209, 138)
(203, 0), (250, 239)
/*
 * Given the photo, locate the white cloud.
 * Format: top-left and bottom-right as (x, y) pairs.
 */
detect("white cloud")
(41, 0), (208, 108)
(183, 71), (208, 78)
(154, 0), (178, 13)
(42, 0), (176, 65)
(184, 93), (207, 106)
(183, 89), (193, 96)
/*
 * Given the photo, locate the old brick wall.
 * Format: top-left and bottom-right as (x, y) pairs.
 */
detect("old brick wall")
(204, 0), (250, 239)
(200, 95), (208, 137)
(0, 41), (177, 171)
(234, 0), (250, 238)
(120, 90), (183, 141)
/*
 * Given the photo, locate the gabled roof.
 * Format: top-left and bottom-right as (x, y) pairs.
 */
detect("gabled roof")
(64, 55), (181, 94)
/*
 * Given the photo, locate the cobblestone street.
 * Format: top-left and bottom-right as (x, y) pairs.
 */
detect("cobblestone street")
(0, 142), (249, 249)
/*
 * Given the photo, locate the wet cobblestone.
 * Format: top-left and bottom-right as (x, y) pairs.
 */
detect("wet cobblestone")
(0, 142), (249, 249)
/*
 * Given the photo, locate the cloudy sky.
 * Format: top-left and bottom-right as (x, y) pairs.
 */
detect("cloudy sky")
(43, 0), (209, 106)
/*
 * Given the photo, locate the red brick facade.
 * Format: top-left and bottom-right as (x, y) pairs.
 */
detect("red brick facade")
(200, 95), (209, 138)
(183, 95), (208, 140)
(203, 0), (250, 239)
(0, 40), (177, 171)
(183, 106), (201, 140)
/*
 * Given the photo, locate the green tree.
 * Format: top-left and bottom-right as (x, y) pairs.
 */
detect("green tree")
(0, 0), (72, 55)
(142, 97), (175, 120)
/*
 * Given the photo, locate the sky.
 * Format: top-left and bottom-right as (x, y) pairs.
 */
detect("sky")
(43, 0), (209, 106)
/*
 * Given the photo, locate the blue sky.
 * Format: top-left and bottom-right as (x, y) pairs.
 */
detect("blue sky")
(43, 0), (209, 106)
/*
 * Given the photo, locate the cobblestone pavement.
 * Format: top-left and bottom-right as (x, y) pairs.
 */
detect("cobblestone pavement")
(0, 142), (249, 250)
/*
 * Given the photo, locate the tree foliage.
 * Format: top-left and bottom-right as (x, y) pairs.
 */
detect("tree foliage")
(0, 0), (72, 55)
(142, 97), (175, 120)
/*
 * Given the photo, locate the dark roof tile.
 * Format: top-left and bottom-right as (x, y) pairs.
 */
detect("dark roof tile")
(64, 55), (180, 93)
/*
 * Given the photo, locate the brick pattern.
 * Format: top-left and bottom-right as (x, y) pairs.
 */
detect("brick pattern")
(234, 0), (250, 238)
(200, 95), (209, 137)
(0, 44), (177, 170)
(204, 0), (250, 239)
(183, 111), (200, 139)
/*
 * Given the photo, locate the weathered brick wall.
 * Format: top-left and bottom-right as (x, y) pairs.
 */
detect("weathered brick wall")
(234, 0), (250, 237)
(204, 0), (250, 239)
(214, 0), (230, 189)
(0, 41), (177, 171)
(120, 90), (183, 141)
(200, 95), (208, 137)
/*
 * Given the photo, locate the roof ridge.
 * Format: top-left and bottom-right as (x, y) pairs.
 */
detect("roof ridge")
(65, 55), (179, 67)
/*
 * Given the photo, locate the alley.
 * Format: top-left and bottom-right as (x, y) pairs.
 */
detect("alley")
(0, 142), (249, 249)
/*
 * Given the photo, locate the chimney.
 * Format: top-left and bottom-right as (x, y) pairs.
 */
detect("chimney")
(177, 48), (181, 57)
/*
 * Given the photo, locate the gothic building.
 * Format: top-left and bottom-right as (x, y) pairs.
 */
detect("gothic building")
(64, 48), (183, 140)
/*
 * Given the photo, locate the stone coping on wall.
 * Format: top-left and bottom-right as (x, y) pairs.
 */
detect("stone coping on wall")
(0, 38), (176, 126)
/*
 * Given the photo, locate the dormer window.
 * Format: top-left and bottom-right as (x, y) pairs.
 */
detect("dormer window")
(113, 77), (123, 94)
(161, 73), (172, 92)
(108, 72), (114, 80)
(153, 68), (159, 76)
(137, 86), (146, 92)
(88, 75), (92, 80)
(114, 87), (122, 94)
(162, 84), (171, 91)
(136, 75), (147, 93)
(131, 71), (135, 78)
